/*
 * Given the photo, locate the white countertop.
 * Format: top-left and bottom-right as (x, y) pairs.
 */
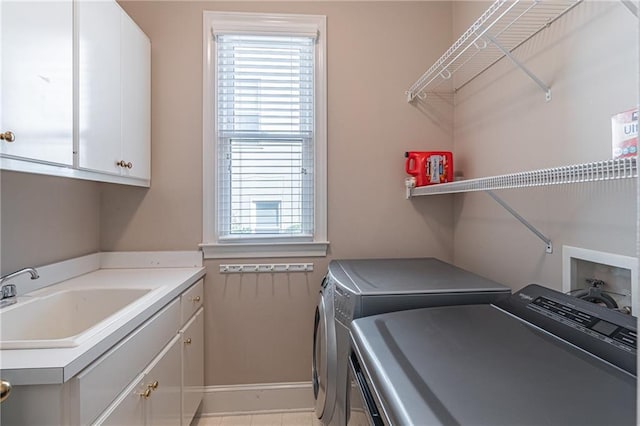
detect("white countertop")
(0, 253), (205, 386)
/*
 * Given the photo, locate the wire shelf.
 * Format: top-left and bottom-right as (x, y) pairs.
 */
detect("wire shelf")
(408, 157), (637, 197)
(406, 0), (581, 102)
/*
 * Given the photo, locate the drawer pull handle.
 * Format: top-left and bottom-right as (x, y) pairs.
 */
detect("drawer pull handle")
(139, 388), (151, 399)
(0, 131), (15, 142)
(184, 337), (192, 345)
(191, 296), (201, 303)
(149, 380), (159, 390)
(116, 160), (133, 169)
(1, 380), (11, 403)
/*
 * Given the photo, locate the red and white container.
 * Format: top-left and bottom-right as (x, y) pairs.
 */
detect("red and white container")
(405, 151), (453, 187)
(612, 108), (638, 159)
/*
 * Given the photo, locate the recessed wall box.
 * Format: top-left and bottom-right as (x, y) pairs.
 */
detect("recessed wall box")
(562, 246), (637, 315)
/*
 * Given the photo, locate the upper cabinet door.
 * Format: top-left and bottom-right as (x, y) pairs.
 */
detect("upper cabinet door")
(77, 0), (122, 175)
(0, 1), (73, 165)
(120, 12), (151, 180)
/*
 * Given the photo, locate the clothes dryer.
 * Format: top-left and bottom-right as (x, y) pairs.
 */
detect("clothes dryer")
(312, 258), (511, 425)
(348, 284), (636, 425)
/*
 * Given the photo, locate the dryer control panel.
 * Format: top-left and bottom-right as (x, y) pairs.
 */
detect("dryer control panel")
(334, 285), (354, 326)
(530, 296), (636, 353)
(496, 284), (637, 376)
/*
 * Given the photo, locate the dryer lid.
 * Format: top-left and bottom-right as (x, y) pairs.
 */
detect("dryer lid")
(329, 258), (509, 295)
(350, 304), (636, 426)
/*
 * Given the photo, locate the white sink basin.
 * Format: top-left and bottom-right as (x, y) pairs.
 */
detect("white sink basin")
(0, 288), (152, 349)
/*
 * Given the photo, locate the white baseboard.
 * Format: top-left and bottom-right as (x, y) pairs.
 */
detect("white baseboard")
(200, 382), (314, 417)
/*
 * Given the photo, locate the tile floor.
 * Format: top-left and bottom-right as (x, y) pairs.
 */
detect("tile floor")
(193, 412), (323, 426)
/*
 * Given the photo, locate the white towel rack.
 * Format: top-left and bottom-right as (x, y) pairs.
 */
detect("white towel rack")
(407, 157), (637, 198)
(406, 0), (581, 103)
(219, 263), (314, 274)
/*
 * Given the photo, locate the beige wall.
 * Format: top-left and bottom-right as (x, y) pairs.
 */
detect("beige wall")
(451, 2), (638, 291)
(112, 1), (455, 385)
(4, 0), (632, 390)
(0, 171), (101, 274)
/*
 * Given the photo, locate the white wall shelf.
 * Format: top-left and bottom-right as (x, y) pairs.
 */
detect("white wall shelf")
(407, 157), (637, 198)
(405, 0), (581, 103)
(407, 158), (636, 254)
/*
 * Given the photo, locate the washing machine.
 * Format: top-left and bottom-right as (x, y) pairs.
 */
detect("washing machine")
(348, 284), (637, 425)
(312, 258), (511, 425)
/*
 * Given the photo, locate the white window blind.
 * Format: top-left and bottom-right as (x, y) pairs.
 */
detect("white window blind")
(216, 34), (315, 239)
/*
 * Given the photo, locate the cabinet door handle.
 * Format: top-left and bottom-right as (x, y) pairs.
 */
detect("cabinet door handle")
(116, 160), (133, 169)
(0, 131), (15, 142)
(184, 337), (192, 345)
(139, 388), (151, 399)
(191, 296), (201, 303)
(149, 380), (159, 390)
(1, 380), (11, 403)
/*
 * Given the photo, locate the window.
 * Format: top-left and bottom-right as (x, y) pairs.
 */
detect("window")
(202, 12), (328, 258)
(254, 201), (281, 232)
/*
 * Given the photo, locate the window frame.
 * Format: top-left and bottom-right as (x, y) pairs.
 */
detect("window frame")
(201, 11), (328, 259)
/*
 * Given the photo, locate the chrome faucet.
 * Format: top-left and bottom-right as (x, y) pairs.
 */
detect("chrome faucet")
(0, 268), (39, 308)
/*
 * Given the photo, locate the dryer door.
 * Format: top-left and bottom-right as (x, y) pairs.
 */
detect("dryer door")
(313, 278), (337, 420)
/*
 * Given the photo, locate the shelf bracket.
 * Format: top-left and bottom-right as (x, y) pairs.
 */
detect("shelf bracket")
(485, 34), (552, 102)
(486, 190), (553, 254)
(620, 0), (639, 17)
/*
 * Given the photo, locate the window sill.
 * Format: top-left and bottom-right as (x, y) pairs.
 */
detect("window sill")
(199, 241), (329, 259)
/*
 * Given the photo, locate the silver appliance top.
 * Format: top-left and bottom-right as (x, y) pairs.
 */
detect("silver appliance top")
(350, 287), (637, 425)
(328, 258), (509, 295)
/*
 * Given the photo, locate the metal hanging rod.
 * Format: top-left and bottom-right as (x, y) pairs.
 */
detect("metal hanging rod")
(407, 157), (637, 198)
(219, 263), (314, 274)
(406, 0), (581, 103)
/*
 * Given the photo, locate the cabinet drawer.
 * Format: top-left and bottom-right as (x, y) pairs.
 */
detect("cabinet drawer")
(93, 373), (146, 426)
(181, 279), (203, 324)
(73, 298), (181, 425)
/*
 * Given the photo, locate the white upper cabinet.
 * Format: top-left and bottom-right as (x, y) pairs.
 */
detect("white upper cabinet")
(77, 0), (122, 176)
(120, 12), (151, 180)
(0, 1), (74, 165)
(77, 1), (151, 182)
(0, 0), (150, 187)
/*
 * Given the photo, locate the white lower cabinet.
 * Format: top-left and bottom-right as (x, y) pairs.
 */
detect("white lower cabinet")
(75, 299), (181, 425)
(93, 280), (204, 425)
(181, 308), (204, 425)
(96, 373), (146, 425)
(145, 335), (182, 426)
(0, 279), (204, 426)
(98, 335), (182, 425)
